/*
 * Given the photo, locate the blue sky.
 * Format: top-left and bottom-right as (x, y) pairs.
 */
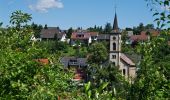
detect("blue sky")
(0, 0), (155, 29)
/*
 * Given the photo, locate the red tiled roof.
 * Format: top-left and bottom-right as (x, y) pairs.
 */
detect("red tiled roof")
(35, 59), (49, 65)
(121, 53), (135, 66)
(71, 32), (91, 40)
(130, 30), (160, 41)
(150, 30), (160, 36)
(130, 31), (148, 41)
(89, 32), (98, 36)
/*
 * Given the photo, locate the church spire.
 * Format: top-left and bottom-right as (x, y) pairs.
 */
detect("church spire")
(113, 12), (118, 31)
(113, 1), (119, 32)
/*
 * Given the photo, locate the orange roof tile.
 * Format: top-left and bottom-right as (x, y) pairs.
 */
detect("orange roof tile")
(89, 32), (98, 36)
(35, 59), (49, 65)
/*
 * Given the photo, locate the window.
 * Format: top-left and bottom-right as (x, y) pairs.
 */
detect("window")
(113, 36), (116, 40)
(112, 55), (116, 59)
(123, 69), (126, 75)
(112, 62), (115, 66)
(113, 43), (116, 50)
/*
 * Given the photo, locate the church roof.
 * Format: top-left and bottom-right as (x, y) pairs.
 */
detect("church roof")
(113, 13), (119, 31)
(120, 53), (135, 66)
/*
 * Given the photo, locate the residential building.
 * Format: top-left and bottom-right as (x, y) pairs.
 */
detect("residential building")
(60, 57), (87, 68)
(60, 57), (87, 81)
(129, 30), (160, 44)
(30, 35), (42, 41)
(89, 32), (98, 41)
(70, 31), (92, 46)
(40, 27), (66, 42)
(97, 34), (110, 42)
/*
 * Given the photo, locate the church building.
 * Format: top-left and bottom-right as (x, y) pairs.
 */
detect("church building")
(109, 12), (136, 80)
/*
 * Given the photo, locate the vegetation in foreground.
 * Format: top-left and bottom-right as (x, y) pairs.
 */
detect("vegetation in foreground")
(0, 0), (170, 99)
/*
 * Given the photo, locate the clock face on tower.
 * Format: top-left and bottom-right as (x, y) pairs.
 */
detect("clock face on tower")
(113, 36), (116, 40)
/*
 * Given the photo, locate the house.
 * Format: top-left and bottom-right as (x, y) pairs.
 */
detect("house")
(130, 31), (148, 43)
(97, 34), (110, 42)
(30, 35), (42, 41)
(40, 27), (66, 42)
(129, 30), (160, 44)
(60, 57), (87, 81)
(70, 32), (92, 46)
(148, 29), (160, 37)
(70, 31), (110, 46)
(89, 32), (98, 41)
(60, 57), (87, 68)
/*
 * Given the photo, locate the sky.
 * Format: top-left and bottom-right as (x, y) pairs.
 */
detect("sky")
(0, 0), (155, 30)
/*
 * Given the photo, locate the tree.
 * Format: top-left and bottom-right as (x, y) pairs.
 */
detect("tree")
(88, 42), (108, 64)
(125, 27), (133, 31)
(0, 22), (3, 27)
(129, 0), (170, 99)
(0, 11), (75, 99)
(86, 63), (130, 99)
(138, 23), (144, 32)
(145, 24), (154, 29)
(87, 25), (103, 33)
(31, 22), (43, 38)
(129, 32), (170, 99)
(104, 23), (112, 34)
(44, 24), (48, 29)
(146, 0), (170, 29)
(67, 27), (73, 38)
(10, 10), (32, 28)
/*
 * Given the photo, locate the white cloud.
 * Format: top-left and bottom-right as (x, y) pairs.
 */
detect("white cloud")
(29, 0), (63, 13)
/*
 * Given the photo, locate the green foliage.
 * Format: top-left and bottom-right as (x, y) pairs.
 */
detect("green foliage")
(0, 11), (75, 99)
(146, 0), (170, 29)
(88, 42), (108, 64)
(104, 23), (112, 34)
(0, 22), (3, 27)
(44, 24), (48, 29)
(37, 40), (69, 54)
(129, 30), (170, 99)
(132, 23), (155, 35)
(86, 63), (129, 99)
(31, 22), (43, 38)
(76, 46), (88, 58)
(10, 10), (32, 28)
(84, 81), (110, 99)
(87, 25), (103, 33)
(128, 1), (170, 99)
(54, 41), (68, 52)
(67, 27), (73, 38)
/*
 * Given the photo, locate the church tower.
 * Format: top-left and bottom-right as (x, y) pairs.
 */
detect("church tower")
(109, 12), (121, 66)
